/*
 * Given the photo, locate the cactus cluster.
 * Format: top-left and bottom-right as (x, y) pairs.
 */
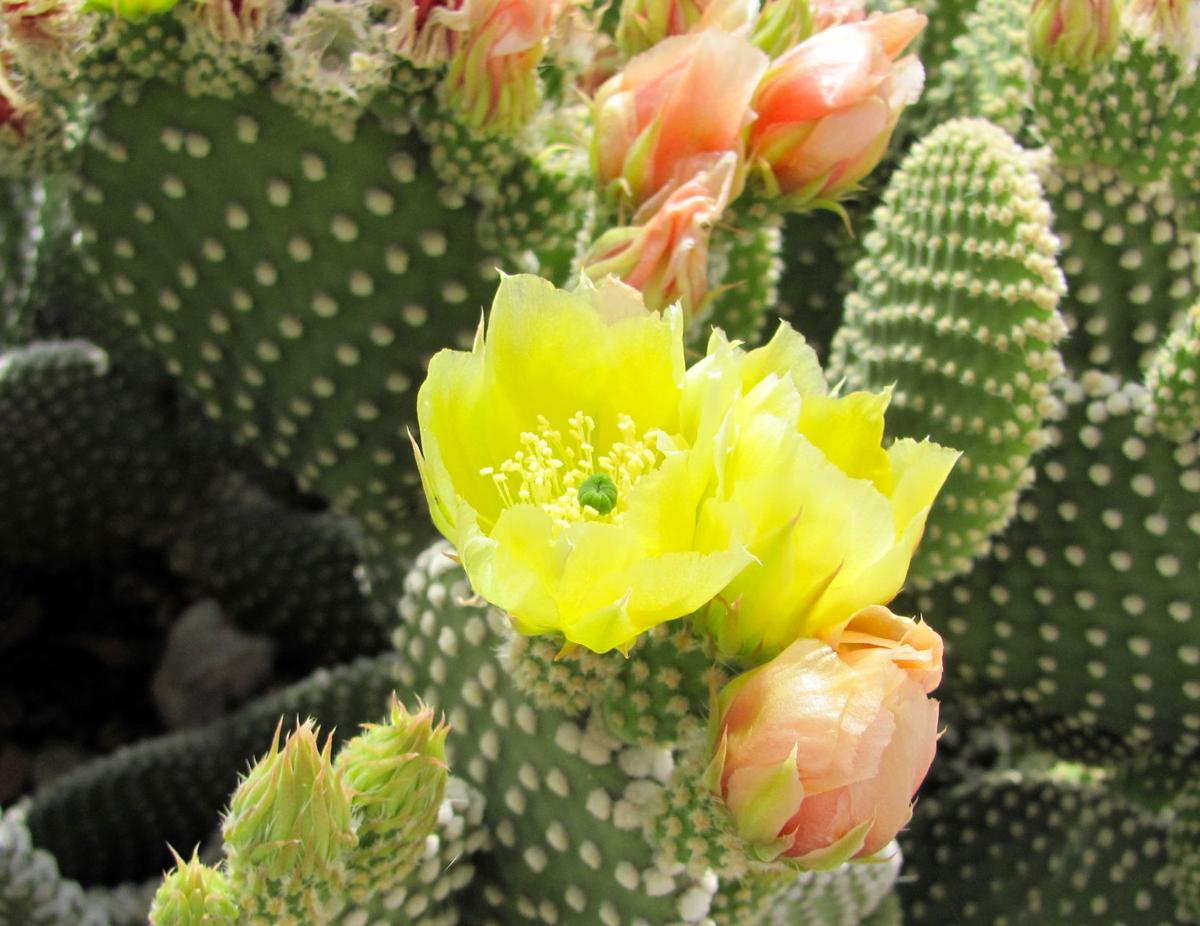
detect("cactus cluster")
(0, 0), (1197, 922)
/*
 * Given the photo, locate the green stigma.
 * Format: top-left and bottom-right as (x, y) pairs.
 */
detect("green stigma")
(578, 473), (618, 515)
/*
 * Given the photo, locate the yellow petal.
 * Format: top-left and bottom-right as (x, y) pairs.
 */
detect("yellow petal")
(797, 389), (893, 492)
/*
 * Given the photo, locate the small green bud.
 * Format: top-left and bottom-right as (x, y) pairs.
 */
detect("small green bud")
(222, 720), (356, 883)
(751, 0), (813, 59)
(83, 0), (181, 20)
(578, 472), (619, 515)
(149, 849), (237, 926)
(337, 695), (450, 830)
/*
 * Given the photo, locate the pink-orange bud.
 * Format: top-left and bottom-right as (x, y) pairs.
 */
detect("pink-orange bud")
(443, 0), (558, 131)
(1029, 0), (1121, 67)
(710, 606), (942, 866)
(583, 152), (735, 315)
(591, 28), (769, 207)
(747, 10), (926, 208)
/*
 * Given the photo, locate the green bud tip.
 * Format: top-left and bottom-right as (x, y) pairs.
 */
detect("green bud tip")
(578, 472), (618, 515)
(222, 719), (356, 880)
(149, 847), (237, 926)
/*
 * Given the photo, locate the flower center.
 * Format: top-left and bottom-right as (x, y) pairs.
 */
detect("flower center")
(481, 411), (661, 531)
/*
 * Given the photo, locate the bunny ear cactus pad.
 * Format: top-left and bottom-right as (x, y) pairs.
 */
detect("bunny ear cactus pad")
(910, 374), (1200, 763)
(1145, 301), (1200, 442)
(1044, 164), (1196, 380)
(0, 807), (109, 926)
(72, 81), (496, 543)
(0, 338), (216, 558)
(830, 118), (1067, 585)
(899, 766), (1180, 924)
(914, 0), (1030, 137)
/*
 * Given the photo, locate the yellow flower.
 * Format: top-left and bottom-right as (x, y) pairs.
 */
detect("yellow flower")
(414, 274), (754, 654)
(690, 323), (959, 663)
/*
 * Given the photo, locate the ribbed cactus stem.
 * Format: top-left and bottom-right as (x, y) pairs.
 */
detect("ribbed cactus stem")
(831, 117), (1067, 584)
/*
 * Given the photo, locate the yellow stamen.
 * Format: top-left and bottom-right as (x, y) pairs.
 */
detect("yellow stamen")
(480, 411), (662, 532)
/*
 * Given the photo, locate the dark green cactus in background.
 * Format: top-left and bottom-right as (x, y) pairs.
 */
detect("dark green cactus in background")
(0, 0), (1197, 921)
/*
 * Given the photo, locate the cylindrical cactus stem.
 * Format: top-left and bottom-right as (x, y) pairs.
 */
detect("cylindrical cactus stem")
(830, 117), (1067, 585)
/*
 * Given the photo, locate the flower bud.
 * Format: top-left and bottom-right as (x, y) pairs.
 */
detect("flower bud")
(189, 0), (285, 48)
(709, 607), (942, 866)
(751, 0), (864, 57)
(582, 152), (735, 315)
(443, 0), (558, 132)
(222, 720), (356, 885)
(1125, 0), (1190, 51)
(83, 0), (178, 19)
(149, 849), (237, 926)
(337, 696), (449, 834)
(591, 28), (769, 207)
(1028, 0), (1121, 67)
(747, 11), (926, 208)
(616, 0), (757, 56)
(336, 697), (450, 898)
(380, 0), (470, 67)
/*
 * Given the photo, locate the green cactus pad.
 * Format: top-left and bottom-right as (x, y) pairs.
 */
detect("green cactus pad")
(0, 339), (214, 558)
(831, 118), (1067, 585)
(1168, 774), (1200, 923)
(900, 766), (1179, 924)
(705, 203), (785, 345)
(168, 482), (392, 665)
(0, 807), (108, 926)
(1044, 163), (1196, 380)
(72, 81), (494, 540)
(476, 137), (594, 286)
(916, 0), (1030, 138)
(1144, 301), (1200, 442)
(910, 374), (1200, 761)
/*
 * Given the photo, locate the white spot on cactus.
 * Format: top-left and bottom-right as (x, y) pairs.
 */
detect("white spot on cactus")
(160, 127), (184, 152)
(225, 203), (250, 230)
(184, 132), (211, 157)
(331, 213), (359, 242)
(301, 151), (327, 181)
(385, 245), (409, 274)
(365, 187), (395, 216)
(389, 152), (416, 183)
(420, 229), (447, 256)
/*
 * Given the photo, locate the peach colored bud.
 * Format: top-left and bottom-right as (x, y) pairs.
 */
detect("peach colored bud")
(751, 0), (864, 59)
(0, 66), (34, 140)
(711, 606), (942, 865)
(811, 0), (863, 30)
(616, 0), (757, 55)
(191, 0), (284, 46)
(1, 0), (89, 51)
(1029, 0), (1121, 67)
(747, 10), (926, 208)
(443, 0), (558, 131)
(591, 28), (769, 207)
(583, 152), (735, 315)
(378, 0), (469, 65)
(1126, 0), (1190, 51)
